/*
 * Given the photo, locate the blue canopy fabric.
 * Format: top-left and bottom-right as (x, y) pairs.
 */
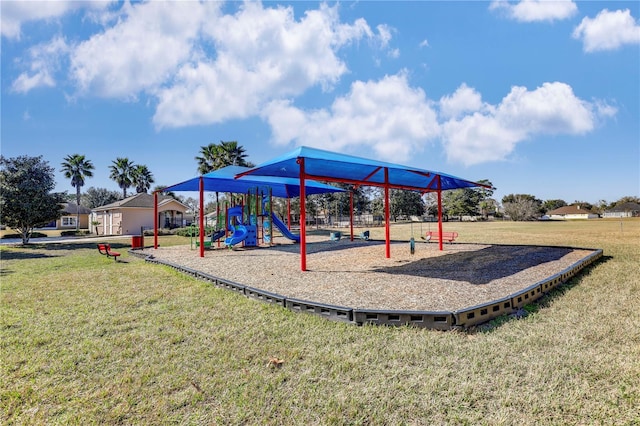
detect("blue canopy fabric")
(236, 146), (490, 192)
(163, 165), (344, 198)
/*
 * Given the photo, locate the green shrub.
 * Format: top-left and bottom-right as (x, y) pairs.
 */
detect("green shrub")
(60, 230), (91, 237)
(1, 232), (47, 239)
(143, 229), (173, 236)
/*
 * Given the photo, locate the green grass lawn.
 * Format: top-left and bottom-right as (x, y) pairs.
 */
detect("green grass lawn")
(2, 220), (639, 424)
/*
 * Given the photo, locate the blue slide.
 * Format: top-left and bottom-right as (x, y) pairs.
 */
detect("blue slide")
(225, 224), (248, 247)
(270, 213), (300, 243)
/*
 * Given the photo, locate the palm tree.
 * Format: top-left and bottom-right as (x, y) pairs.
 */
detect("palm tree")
(109, 157), (134, 198)
(195, 141), (253, 221)
(218, 141), (253, 167)
(153, 185), (177, 199)
(61, 154), (94, 230)
(195, 141), (254, 175)
(195, 143), (222, 175)
(131, 164), (155, 193)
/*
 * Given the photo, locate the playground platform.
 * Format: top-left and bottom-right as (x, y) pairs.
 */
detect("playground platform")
(136, 235), (602, 330)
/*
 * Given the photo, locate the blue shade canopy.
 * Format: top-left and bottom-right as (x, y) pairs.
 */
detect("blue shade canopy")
(163, 165), (344, 198)
(236, 146), (491, 192)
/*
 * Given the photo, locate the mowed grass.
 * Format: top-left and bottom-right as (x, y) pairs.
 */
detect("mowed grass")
(1, 220), (639, 425)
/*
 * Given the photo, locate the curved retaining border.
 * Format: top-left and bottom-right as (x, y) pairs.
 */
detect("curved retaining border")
(130, 247), (603, 330)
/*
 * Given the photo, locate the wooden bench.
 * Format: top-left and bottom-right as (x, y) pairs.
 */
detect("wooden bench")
(425, 231), (458, 243)
(97, 243), (121, 261)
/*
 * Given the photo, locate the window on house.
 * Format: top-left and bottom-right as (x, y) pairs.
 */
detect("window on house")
(61, 216), (77, 227)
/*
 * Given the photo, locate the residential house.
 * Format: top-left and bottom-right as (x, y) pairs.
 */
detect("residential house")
(91, 193), (189, 235)
(602, 202), (640, 218)
(41, 202), (91, 230)
(547, 204), (599, 220)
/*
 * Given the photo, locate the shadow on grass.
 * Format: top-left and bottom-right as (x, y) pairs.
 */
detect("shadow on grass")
(472, 255), (612, 333)
(23, 242), (131, 251)
(0, 251), (60, 260)
(372, 245), (575, 285)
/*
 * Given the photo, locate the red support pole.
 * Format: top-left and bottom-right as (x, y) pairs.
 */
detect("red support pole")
(349, 190), (354, 241)
(153, 191), (158, 249)
(268, 188), (273, 246)
(437, 176), (443, 252)
(255, 187), (259, 223)
(199, 176), (205, 258)
(287, 198), (291, 230)
(297, 157), (307, 271)
(225, 204), (229, 239)
(384, 167), (390, 258)
(216, 192), (221, 248)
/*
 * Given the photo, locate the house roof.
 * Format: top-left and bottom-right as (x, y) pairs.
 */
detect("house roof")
(606, 202), (640, 212)
(62, 202), (91, 215)
(92, 193), (187, 211)
(164, 165), (345, 198)
(237, 146), (491, 192)
(548, 205), (596, 215)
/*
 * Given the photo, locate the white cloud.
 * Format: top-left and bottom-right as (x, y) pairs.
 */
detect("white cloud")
(9, 1), (391, 127)
(153, 2), (384, 128)
(70, 1), (217, 99)
(263, 78), (615, 167)
(442, 113), (524, 165)
(11, 36), (69, 93)
(497, 82), (595, 133)
(440, 82), (616, 165)
(376, 24), (392, 47)
(439, 83), (487, 120)
(1, 1), (113, 39)
(573, 9), (640, 52)
(490, 0), (577, 22)
(419, 39), (430, 48)
(262, 72), (440, 163)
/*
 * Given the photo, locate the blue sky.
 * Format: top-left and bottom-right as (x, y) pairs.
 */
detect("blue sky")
(2, 0), (639, 204)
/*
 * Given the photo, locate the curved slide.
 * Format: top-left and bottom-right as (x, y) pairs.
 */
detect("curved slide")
(225, 225), (248, 247)
(270, 213), (300, 243)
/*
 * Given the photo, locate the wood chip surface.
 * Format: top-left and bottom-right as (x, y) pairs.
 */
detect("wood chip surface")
(142, 236), (595, 312)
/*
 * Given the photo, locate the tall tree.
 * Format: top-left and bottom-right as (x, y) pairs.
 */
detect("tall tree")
(502, 194), (543, 221)
(131, 164), (155, 193)
(153, 185), (177, 199)
(195, 140), (254, 175)
(109, 157), (134, 198)
(390, 190), (425, 221)
(219, 141), (253, 167)
(543, 199), (567, 213)
(195, 141), (254, 212)
(0, 156), (64, 244)
(60, 154), (94, 230)
(82, 187), (120, 209)
(442, 188), (479, 218)
(442, 179), (494, 219)
(196, 143), (222, 175)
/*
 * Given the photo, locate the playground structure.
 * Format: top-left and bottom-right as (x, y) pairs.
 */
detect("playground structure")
(190, 187), (301, 250)
(147, 147), (605, 329)
(157, 147), (493, 269)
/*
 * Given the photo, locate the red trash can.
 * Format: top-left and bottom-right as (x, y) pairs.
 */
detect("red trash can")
(131, 236), (143, 249)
